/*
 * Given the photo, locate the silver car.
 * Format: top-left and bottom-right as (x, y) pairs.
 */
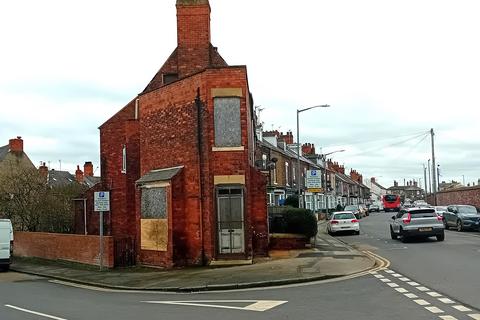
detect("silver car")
(390, 207), (445, 243)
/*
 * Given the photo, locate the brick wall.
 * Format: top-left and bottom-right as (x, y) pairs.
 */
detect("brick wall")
(426, 186), (480, 207)
(13, 232), (114, 268)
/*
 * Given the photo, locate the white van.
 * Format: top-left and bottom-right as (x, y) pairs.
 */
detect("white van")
(0, 219), (13, 271)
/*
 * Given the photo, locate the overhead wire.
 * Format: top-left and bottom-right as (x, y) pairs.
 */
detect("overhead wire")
(343, 131), (429, 158)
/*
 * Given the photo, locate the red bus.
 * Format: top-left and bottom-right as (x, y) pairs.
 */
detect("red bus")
(383, 194), (401, 212)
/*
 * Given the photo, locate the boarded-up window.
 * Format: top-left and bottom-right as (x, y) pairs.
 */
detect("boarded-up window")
(141, 187), (167, 219)
(214, 97), (241, 147)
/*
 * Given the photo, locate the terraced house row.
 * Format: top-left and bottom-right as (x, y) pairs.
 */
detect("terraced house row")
(254, 130), (371, 211)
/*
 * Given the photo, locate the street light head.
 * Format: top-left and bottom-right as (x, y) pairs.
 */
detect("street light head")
(298, 104), (331, 113)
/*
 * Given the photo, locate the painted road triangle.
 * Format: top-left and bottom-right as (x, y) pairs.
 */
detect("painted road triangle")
(142, 300), (287, 312)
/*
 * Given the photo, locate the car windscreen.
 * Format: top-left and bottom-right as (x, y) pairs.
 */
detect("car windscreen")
(435, 206), (447, 211)
(410, 209), (436, 218)
(458, 206), (477, 214)
(333, 213), (356, 220)
(384, 195), (398, 202)
(344, 206), (357, 211)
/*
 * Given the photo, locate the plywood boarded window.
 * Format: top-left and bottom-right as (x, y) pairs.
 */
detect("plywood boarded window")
(141, 187), (167, 219)
(214, 97), (241, 147)
(141, 187), (168, 251)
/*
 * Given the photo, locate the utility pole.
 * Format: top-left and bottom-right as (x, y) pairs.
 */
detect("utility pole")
(427, 159), (431, 195)
(423, 164), (427, 198)
(431, 128), (437, 205)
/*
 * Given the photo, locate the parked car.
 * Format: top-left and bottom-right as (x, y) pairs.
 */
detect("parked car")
(0, 219), (13, 271)
(443, 205), (480, 231)
(369, 204), (380, 212)
(390, 207), (445, 242)
(344, 204), (364, 219)
(327, 211), (360, 235)
(359, 204), (369, 216)
(434, 206), (448, 219)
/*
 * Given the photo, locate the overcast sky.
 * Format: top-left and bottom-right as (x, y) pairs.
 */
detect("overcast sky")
(1, 0), (479, 189)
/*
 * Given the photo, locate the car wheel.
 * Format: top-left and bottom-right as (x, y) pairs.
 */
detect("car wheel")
(354, 230), (360, 235)
(436, 233), (445, 241)
(400, 229), (408, 243)
(456, 220), (463, 232)
(390, 226), (397, 240)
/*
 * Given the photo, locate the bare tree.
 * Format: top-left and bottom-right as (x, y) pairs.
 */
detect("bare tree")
(0, 164), (87, 233)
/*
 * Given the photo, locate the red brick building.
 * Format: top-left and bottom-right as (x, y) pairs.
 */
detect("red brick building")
(95, 0), (268, 267)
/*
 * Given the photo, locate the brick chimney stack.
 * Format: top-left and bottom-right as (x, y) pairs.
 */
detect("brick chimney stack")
(9, 136), (23, 153)
(39, 162), (48, 178)
(394, 180), (398, 187)
(84, 161), (94, 177)
(301, 143), (316, 155)
(371, 177), (376, 183)
(75, 165), (84, 183)
(176, 0), (212, 77)
(280, 131), (294, 145)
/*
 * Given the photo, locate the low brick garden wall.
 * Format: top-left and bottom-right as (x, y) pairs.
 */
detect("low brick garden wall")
(13, 232), (114, 268)
(269, 233), (309, 250)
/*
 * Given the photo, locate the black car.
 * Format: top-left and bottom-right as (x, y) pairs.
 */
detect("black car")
(443, 205), (480, 231)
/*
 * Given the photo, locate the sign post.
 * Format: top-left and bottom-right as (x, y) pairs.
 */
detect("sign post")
(306, 169), (323, 217)
(94, 191), (110, 271)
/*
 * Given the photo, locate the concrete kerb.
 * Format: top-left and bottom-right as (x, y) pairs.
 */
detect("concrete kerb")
(11, 265), (346, 292)
(10, 261), (379, 292)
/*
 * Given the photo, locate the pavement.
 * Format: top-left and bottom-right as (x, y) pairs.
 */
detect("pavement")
(10, 222), (376, 292)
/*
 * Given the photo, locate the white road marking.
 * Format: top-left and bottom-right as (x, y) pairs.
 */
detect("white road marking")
(439, 316), (458, 320)
(399, 277), (410, 281)
(438, 298), (455, 304)
(141, 300), (288, 312)
(407, 281), (420, 286)
(404, 293), (419, 299)
(395, 288), (408, 293)
(387, 283), (399, 288)
(370, 271), (378, 275)
(468, 314), (480, 320)
(374, 274), (384, 279)
(427, 292), (442, 297)
(243, 301), (288, 312)
(416, 286), (430, 292)
(385, 270), (395, 274)
(392, 274), (402, 278)
(452, 305), (472, 312)
(380, 278), (391, 282)
(414, 299), (430, 306)
(425, 306), (444, 314)
(5, 305), (67, 320)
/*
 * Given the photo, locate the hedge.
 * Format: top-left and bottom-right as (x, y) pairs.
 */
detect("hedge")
(269, 207), (318, 238)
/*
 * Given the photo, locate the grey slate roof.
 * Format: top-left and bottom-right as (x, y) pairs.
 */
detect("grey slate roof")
(84, 175), (101, 188)
(47, 170), (76, 187)
(136, 166), (184, 186)
(0, 145), (8, 162)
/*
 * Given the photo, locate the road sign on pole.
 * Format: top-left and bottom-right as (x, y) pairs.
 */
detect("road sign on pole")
(94, 191), (110, 212)
(306, 170), (322, 189)
(94, 191), (110, 271)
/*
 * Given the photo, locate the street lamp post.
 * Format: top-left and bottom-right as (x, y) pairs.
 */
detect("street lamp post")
(296, 104), (330, 208)
(320, 149), (345, 215)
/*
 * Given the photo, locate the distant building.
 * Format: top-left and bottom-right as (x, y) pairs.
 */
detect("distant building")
(388, 180), (424, 202)
(364, 177), (387, 202)
(439, 180), (463, 191)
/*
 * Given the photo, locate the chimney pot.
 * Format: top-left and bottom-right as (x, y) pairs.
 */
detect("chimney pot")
(75, 165), (84, 183)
